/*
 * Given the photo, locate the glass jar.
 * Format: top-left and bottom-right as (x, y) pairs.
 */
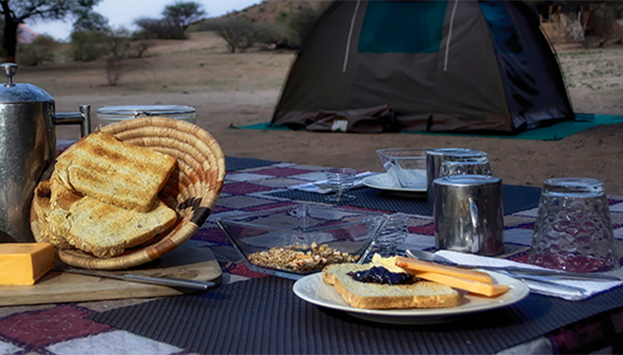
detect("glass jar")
(96, 105), (196, 126)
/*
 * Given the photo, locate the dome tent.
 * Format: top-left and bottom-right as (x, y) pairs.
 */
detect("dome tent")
(271, 0), (573, 134)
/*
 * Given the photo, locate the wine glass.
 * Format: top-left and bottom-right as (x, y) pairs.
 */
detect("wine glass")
(324, 168), (357, 202)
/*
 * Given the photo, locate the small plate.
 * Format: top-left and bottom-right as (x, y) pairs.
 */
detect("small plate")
(363, 173), (426, 197)
(292, 271), (530, 325)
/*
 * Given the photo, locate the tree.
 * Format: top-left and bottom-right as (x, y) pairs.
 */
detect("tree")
(134, 17), (184, 40)
(162, 1), (206, 38)
(102, 28), (131, 86)
(73, 11), (110, 33)
(0, 0), (101, 62)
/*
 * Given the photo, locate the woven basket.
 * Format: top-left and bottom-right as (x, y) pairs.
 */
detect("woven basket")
(30, 117), (226, 270)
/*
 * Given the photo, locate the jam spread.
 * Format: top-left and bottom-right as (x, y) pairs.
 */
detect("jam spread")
(347, 266), (415, 285)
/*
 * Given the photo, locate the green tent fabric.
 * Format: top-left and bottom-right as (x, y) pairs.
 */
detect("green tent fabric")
(270, 0), (574, 134)
(236, 114), (623, 141)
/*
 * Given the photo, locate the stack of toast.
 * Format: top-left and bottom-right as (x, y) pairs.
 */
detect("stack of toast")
(33, 132), (179, 258)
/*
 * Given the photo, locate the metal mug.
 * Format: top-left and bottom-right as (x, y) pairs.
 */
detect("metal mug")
(426, 148), (488, 207)
(434, 175), (504, 256)
(0, 63), (90, 242)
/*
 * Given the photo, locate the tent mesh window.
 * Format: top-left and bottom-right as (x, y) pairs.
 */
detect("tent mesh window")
(358, 0), (449, 53)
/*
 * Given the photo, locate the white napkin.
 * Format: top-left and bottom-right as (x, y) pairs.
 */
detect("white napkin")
(287, 171), (377, 194)
(436, 250), (623, 301)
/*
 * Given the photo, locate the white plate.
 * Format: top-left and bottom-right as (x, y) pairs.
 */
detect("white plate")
(292, 271), (530, 325)
(362, 173), (426, 197)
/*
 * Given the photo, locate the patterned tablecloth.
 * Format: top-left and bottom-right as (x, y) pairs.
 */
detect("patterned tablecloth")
(1, 155), (623, 355)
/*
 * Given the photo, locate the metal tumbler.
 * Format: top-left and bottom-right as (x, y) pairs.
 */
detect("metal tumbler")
(434, 175), (504, 256)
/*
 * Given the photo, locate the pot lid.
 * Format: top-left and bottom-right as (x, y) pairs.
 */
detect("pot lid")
(0, 63), (54, 103)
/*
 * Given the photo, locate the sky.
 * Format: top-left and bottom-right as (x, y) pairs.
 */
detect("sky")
(26, 0), (261, 42)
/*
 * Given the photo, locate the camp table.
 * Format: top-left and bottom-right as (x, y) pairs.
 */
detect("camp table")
(2, 151), (623, 354)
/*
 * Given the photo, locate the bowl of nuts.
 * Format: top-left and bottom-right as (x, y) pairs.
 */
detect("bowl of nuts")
(216, 204), (388, 280)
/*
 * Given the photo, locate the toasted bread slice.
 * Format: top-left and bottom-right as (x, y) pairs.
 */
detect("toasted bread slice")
(46, 188), (178, 259)
(52, 132), (176, 212)
(322, 263), (461, 309)
(32, 180), (73, 250)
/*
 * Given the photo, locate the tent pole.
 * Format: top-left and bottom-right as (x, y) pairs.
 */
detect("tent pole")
(343, 0), (361, 73)
(444, 0), (460, 72)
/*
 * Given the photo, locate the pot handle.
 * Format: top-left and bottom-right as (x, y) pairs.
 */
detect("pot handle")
(53, 104), (91, 138)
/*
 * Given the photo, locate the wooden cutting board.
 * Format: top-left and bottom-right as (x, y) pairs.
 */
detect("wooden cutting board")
(0, 240), (222, 306)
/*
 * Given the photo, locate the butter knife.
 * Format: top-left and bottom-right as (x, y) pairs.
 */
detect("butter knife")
(55, 267), (216, 291)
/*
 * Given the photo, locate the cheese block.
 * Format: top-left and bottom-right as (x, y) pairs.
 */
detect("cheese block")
(411, 271), (510, 297)
(0, 243), (55, 285)
(395, 256), (493, 284)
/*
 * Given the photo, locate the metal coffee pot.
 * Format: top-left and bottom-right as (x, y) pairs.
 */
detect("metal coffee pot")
(0, 63), (91, 242)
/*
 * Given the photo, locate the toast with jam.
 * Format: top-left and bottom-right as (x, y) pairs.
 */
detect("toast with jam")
(322, 263), (461, 309)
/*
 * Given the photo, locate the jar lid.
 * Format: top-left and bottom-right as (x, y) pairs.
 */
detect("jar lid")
(0, 63), (54, 104)
(97, 105), (196, 121)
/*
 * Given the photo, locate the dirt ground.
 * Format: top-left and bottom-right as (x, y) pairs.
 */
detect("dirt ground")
(17, 32), (623, 195)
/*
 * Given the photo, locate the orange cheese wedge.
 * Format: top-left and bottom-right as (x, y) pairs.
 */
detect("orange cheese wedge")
(0, 243), (55, 285)
(395, 256), (493, 284)
(414, 271), (510, 297)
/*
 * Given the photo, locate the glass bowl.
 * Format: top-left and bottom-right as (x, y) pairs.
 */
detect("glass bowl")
(216, 204), (388, 280)
(376, 148), (428, 188)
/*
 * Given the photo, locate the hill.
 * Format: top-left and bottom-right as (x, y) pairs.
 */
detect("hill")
(220, 0), (330, 23)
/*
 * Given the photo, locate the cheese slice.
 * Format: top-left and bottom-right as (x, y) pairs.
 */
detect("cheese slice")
(0, 243), (55, 285)
(371, 254), (406, 273)
(412, 271), (510, 297)
(395, 256), (493, 284)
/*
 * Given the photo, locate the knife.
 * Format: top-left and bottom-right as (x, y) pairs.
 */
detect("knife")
(406, 249), (621, 282)
(55, 267), (217, 291)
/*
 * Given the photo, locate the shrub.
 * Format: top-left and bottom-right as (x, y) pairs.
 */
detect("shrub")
(201, 18), (274, 53)
(70, 31), (108, 61)
(17, 35), (57, 66)
(101, 28), (132, 86)
(101, 28), (131, 59)
(134, 17), (185, 40)
(286, 4), (326, 48)
(256, 23), (295, 49)
(129, 33), (156, 58)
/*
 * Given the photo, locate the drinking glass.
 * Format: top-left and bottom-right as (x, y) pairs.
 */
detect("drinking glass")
(438, 152), (491, 178)
(374, 215), (410, 257)
(427, 148), (490, 206)
(528, 178), (619, 273)
(324, 168), (357, 202)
